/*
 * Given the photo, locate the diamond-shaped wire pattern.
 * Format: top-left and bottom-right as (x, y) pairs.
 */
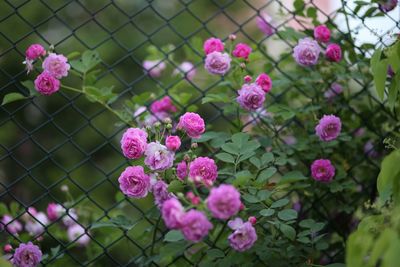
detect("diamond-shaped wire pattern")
(0, 0), (398, 266)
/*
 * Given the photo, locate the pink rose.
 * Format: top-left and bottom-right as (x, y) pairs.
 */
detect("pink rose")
(150, 96), (177, 114)
(173, 61), (196, 81)
(42, 53), (70, 79)
(118, 166), (150, 198)
(34, 72), (60, 95)
(177, 112), (205, 139)
(67, 224), (90, 246)
(203, 37), (224, 55)
(189, 157), (218, 185)
(0, 215), (22, 234)
(232, 43), (252, 59)
(204, 51), (231, 75)
(255, 73), (272, 93)
(144, 142), (175, 171)
(25, 44), (46, 60)
(314, 25), (331, 43)
(206, 184), (241, 220)
(176, 161), (188, 180)
(161, 198), (185, 229)
(325, 43), (342, 62)
(236, 83), (265, 111)
(311, 159), (335, 182)
(46, 203), (65, 221)
(165, 135), (181, 151)
(180, 210), (213, 242)
(143, 60), (166, 77)
(120, 128), (148, 159)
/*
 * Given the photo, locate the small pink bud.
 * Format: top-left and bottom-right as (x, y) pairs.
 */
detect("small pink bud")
(4, 244), (12, 253)
(191, 196), (200, 205)
(239, 203), (245, 210)
(229, 34), (237, 41)
(186, 191), (195, 200)
(244, 75), (252, 83)
(248, 216), (257, 225)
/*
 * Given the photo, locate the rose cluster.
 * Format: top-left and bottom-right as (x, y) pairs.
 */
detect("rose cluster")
(293, 25), (342, 66)
(24, 44), (70, 96)
(118, 112), (258, 251)
(236, 72), (272, 111)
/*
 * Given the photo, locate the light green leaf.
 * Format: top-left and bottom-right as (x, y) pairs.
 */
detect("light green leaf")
(168, 180), (184, 193)
(271, 198), (289, 208)
(215, 153), (235, 163)
(259, 209), (275, 217)
(257, 167), (277, 183)
(278, 171), (307, 185)
(277, 209), (298, 221)
(221, 143), (240, 155)
(164, 230), (184, 242)
(2, 93), (28, 105)
(377, 149), (400, 203)
(242, 194), (260, 203)
(234, 170), (252, 187)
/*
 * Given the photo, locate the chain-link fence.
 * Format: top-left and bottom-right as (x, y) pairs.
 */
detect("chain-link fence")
(0, 0), (398, 266)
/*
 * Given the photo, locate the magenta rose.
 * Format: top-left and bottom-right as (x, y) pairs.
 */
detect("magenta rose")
(255, 73), (272, 93)
(325, 43), (342, 62)
(232, 43), (252, 59)
(165, 135), (181, 151)
(177, 112), (205, 139)
(34, 71), (60, 95)
(314, 25), (331, 43)
(12, 242), (42, 267)
(150, 96), (177, 114)
(237, 83), (266, 111)
(180, 210), (213, 242)
(311, 159), (335, 182)
(206, 184), (241, 220)
(203, 37), (224, 55)
(143, 60), (166, 77)
(228, 219), (257, 252)
(25, 44), (46, 60)
(46, 203), (65, 221)
(152, 180), (174, 207)
(0, 215), (22, 234)
(120, 128), (148, 159)
(118, 166), (150, 198)
(256, 12), (275, 36)
(293, 38), (320, 66)
(176, 161), (188, 180)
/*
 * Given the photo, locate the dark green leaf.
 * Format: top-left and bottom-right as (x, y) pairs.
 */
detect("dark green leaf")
(277, 209), (298, 221)
(242, 194), (260, 203)
(216, 153), (235, 163)
(271, 198), (289, 208)
(206, 249), (225, 259)
(221, 143), (240, 155)
(278, 171), (307, 185)
(280, 224), (296, 240)
(234, 171), (252, 187)
(2, 93), (28, 105)
(259, 209), (275, 217)
(257, 167), (277, 183)
(91, 215), (137, 230)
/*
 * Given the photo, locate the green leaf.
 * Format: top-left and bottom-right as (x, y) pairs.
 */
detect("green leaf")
(164, 230), (184, 242)
(168, 180), (184, 193)
(70, 50), (101, 73)
(242, 194), (260, 203)
(277, 209), (298, 221)
(21, 80), (39, 96)
(0, 203), (8, 215)
(370, 48), (388, 101)
(221, 143), (240, 155)
(202, 93), (231, 104)
(278, 171), (307, 185)
(261, 153), (274, 166)
(206, 248), (225, 259)
(234, 171), (252, 187)
(67, 51), (81, 60)
(259, 209), (275, 217)
(377, 149), (400, 203)
(91, 215), (137, 230)
(9, 201), (20, 217)
(232, 132), (250, 149)
(299, 219), (315, 228)
(250, 157), (261, 169)
(2, 93), (28, 105)
(271, 198), (289, 208)
(268, 104), (296, 120)
(280, 224), (296, 240)
(215, 153), (235, 163)
(257, 167), (277, 183)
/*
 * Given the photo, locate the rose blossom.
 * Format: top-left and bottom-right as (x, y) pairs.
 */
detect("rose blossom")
(46, 203), (65, 221)
(237, 83), (266, 111)
(12, 242), (42, 267)
(325, 43), (342, 62)
(161, 198), (185, 229)
(0, 215), (22, 234)
(206, 184), (241, 220)
(244, 75), (252, 83)
(378, 0), (398, 12)
(180, 210), (213, 242)
(67, 224), (90, 246)
(143, 60), (166, 77)
(228, 218), (257, 252)
(62, 208), (78, 227)
(152, 180), (174, 207)
(177, 112), (205, 139)
(25, 44), (46, 60)
(144, 112), (170, 127)
(204, 51), (231, 75)
(25, 212), (49, 236)
(165, 135), (181, 151)
(150, 96), (177, 114)
(189, 157), (218, 185)
(42, 53), (70, 79)
(255, 73), (272, 93)
(144, 142), (175, 171)
(256, 12), (275, 36)
(118, 166), (150, 198)
(311, 159), (335, 182)
(203, 37), (224, 55)
(314, 25), (331, 43)
(120, 128), (148, 159)
(232, 43), (252, 59)
(176, 161), (188, 180)
(21, 207), (38, 222)
(293, 38), (320, 66)
(324, 83), (343, 100)
(173, 61), (196, 80)
(34, 72), (60, 95)
(315, 114), (342, 141)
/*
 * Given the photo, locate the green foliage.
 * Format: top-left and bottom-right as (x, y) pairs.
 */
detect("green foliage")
(91, 215), (138, 230)
(70, 50), (101, 74)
